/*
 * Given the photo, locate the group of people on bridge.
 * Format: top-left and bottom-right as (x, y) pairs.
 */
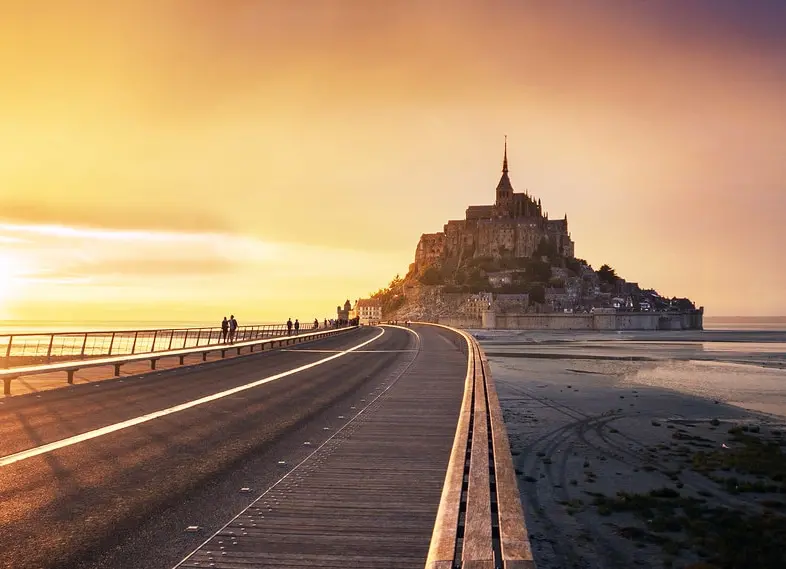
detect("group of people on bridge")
(219, 314), (364, 345)
(285, 316), (359, 335)
(220, 315), (239, 344)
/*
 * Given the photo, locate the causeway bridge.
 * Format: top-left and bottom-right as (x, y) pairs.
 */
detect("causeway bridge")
(0, 323), (532, 569)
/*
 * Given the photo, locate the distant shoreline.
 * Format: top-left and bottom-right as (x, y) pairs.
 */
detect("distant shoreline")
(0, 320), (287, 336)
(0, 316), (785, 336)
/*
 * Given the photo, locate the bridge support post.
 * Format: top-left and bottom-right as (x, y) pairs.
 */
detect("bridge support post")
(114, 363), (121, 376)
(67, 370), (75, 384)
(221, 349), (226, 358)
(202, 352), (208, 361)
(3, 377), (11, 396)
(150, 359), (157, 370)
(179, 355), (185, 365)
(236, 347), (241, 355)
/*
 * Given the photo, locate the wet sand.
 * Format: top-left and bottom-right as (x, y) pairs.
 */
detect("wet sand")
(481, 330), (786, 569)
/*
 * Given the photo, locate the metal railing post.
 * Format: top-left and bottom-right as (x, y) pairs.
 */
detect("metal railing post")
(183, 329), (189, 349)
(196, 329), (202, 346)
(131, 331), (139, 354)
(5, 335), (13, 358)
(80, 333), (88, 358)
(167, 330), (174, 351)
(46, 334), (55, 362)
(108, 332), (116, 356)
(151, 330), (159, 353)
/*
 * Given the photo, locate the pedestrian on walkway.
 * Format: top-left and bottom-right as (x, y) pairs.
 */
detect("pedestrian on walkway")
(294, 319), (300, 335)
(229, 314), (238, 344)
(221, 316), (229, 343)
(286, 318), (293, 335)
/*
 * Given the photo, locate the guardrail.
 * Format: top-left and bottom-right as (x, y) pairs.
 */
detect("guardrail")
(0, 323), (322, 367)
(425, 325), (534, 569)
(0, 325), (357, 396)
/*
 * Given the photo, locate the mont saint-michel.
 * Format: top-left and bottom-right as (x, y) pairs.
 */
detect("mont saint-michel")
(372, 140), (703, 331)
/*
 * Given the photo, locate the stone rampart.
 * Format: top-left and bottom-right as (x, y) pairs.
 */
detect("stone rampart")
(437, 316), (483, 329)
(441, 310), (703, 331)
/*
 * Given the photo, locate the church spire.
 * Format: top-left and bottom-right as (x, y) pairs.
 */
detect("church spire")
(502, 135), (508, 173)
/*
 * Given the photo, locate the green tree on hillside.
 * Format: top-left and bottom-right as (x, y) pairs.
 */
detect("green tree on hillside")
(528, 284), (546, 305)
(535, 237), (559, 259)
(526, 259), (552, 283)
(597, 264), (619, 285)
(467, 256), (499, 273)
(565, 257), (585, 275)
(419, 266), (442, 285)
(370, 274), (406, 316)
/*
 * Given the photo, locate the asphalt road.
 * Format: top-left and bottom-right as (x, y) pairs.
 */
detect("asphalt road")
(0, 325), (419, 569)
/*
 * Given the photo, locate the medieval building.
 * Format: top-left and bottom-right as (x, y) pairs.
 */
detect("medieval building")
(413, 139), (574, 273)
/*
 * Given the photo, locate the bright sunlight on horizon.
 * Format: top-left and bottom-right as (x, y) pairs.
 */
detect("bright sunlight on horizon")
(2, 1), (786, 322)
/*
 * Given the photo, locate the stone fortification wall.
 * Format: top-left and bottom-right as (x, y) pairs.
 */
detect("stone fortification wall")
(448, 310), (703, 331)
(495, 313), (594, 330)
(437, 316), (483, 329)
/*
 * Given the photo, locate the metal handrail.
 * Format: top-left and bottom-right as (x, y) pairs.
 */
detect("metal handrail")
(0, 324), (357, 395)
(0, 322), (329, 367)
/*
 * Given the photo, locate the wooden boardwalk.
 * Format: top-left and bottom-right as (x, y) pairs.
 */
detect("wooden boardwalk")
(177, 326), (467, 569)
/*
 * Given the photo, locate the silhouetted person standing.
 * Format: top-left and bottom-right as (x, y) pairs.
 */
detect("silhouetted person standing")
(221, 316), (229, 343)
(229, 314), (238, 344)
(294, 319), (300, 335)
(287, 318), (293, 335)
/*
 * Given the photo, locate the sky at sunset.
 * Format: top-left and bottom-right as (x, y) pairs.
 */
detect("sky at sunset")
(1, 0), (785, 322)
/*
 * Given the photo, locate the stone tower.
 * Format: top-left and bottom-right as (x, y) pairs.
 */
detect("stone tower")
(495, 136), (514, 217)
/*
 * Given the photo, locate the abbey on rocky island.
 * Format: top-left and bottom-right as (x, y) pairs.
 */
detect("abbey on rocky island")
(413, 138), (575, 273)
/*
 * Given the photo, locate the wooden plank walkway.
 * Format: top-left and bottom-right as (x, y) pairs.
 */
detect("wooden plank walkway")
(177, 326), (467, 569)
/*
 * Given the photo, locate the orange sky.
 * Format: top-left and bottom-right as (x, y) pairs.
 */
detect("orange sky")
(1, 1), (785, 321)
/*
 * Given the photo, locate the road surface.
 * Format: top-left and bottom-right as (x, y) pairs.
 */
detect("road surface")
(0, 325), (466, 569)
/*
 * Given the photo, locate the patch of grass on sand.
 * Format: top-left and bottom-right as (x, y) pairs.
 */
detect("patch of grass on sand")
(691, 430), (786, 490)
(591, 488), (786, 568)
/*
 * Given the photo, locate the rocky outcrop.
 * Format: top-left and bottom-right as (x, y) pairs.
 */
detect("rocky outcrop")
(388, 284), (476, 322)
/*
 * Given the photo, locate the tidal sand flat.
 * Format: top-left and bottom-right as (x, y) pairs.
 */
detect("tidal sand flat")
(480, 330), (786, 569)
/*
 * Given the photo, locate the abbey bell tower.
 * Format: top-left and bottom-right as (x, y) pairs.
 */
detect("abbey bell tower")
(495, 136), (514, 217)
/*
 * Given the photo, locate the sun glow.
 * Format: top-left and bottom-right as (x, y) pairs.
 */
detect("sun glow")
(0, 221), (407, 322)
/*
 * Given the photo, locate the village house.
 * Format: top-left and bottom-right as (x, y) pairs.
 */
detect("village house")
(354, 298), (382, 325)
